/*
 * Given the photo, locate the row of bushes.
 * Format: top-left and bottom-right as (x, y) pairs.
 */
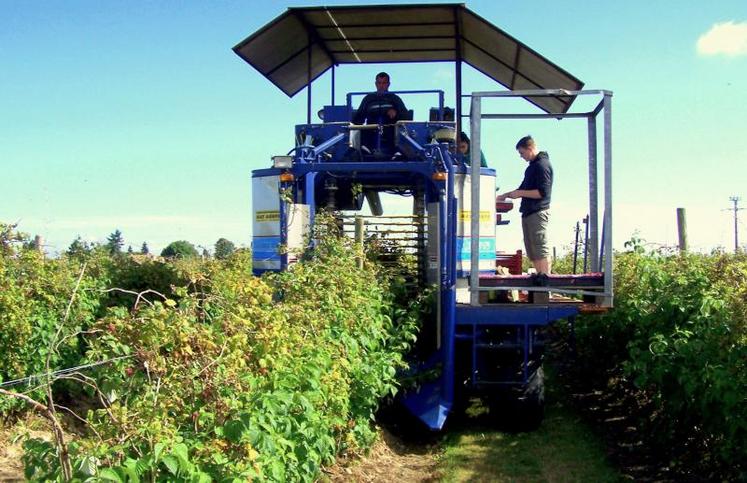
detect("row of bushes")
(1, 225), (196, 413)
(571, 246), (746, 479)
(1, 222), (424, 481)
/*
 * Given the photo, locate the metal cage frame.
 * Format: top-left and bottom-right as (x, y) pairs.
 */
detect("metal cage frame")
(466, 89), (613, 307)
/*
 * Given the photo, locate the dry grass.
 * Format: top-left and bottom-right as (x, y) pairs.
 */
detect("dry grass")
(0, 414), (54, 482)
(324, 427), (440, 482)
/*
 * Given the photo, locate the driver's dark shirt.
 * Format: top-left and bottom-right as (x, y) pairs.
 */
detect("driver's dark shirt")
(352, 92), (408, 124)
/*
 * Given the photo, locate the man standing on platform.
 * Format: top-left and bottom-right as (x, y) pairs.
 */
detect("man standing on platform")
(497, 135), (553, 274)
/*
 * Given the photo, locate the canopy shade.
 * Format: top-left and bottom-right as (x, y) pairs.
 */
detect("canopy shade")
(233, 3), (584, 114)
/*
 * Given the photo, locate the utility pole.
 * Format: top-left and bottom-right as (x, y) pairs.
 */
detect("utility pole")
(572, 221), (581, 274)
(33, 235), (44, 254)
(728, 197), (743, 253)
(676, 208), (688, 253)
(582, 215), (589, 272)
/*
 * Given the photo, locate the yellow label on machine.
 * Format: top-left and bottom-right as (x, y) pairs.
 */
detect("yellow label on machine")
(256, 211), (280, 222)
(458, 211), (491, 222)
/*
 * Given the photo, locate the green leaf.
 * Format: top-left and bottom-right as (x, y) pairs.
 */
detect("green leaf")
(191, 472), (212, 483)
(223, 420), (246, 443)
(161, 455), (179, 475)
(172, 442), (190, 462)
(106, 388), (119, 403)
(153, 442), (165, 462)
(135, 455), (153, 474)
(122, 458), (141, 483)
(98, 468), (125, 483)
(76, 455), (98, 476)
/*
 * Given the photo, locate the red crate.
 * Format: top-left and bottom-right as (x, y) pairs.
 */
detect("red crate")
(495, 250), (523, 275)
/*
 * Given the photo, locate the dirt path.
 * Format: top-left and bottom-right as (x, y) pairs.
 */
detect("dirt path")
(0, 416), (52, 482)
(325, 427), (440, 482)
(0, 432), (25, 482)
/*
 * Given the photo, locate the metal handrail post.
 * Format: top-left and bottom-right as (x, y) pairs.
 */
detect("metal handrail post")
(587, 115), (599, 272)
(603, 93), (614, 306)
(469, 95), (481, 306)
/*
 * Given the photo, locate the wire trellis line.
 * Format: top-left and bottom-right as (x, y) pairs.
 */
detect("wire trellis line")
(0, 355), (133, 389)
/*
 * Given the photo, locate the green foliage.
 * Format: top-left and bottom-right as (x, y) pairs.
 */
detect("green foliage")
(161, 240), (199, 259)
(67, 236), (94, 259)
(214, 238), (236, 260)
(103, 255), (186, 307)
(0, 224), (107, 414)
(3, 220), (424, 481)
(572, 248), (747, 478)
(106, 230), (125, 255)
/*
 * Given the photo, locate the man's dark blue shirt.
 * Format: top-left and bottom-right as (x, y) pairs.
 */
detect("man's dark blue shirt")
(518, 151), (553, 217)
(352, 92), (408, 124)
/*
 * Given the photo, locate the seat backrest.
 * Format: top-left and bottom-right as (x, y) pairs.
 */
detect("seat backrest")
(429, 107), (454, 121)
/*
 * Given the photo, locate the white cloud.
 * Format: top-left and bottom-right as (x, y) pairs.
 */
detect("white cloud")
(696, 21), (747, 56)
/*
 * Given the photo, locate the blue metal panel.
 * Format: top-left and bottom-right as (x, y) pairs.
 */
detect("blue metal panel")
(322, 105), (351, 122)
(455, 304), (580, 326)
(401, 381), (451, 431)
(441, 153), (457, 421)
(253, 236), (281, 263)
(522, 324), (529, 382)
(292, 161), (436, 177)
(471, 324), (478, 386)
(401, 153), (454, 431)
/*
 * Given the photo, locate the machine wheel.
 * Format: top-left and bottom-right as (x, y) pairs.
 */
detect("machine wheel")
(514, 365), (545, 431)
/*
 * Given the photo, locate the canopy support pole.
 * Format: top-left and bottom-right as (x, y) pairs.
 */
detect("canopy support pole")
(306, 33), (312, 124)
(454, 6), (463, 135)
(331, 65), (335, 106)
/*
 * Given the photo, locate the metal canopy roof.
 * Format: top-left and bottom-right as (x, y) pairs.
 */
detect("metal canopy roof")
(233, 3), (584, 114)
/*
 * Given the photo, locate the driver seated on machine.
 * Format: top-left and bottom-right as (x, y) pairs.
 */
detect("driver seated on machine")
(352, 72), (408, 157)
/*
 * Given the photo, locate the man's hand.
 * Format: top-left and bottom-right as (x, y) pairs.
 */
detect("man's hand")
(387, 108), (397, 120)
(497, 190), (517, 200)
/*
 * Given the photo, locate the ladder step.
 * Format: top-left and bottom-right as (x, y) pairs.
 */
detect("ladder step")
(473, 380), (523, 386)
(475, 343), (523, 349)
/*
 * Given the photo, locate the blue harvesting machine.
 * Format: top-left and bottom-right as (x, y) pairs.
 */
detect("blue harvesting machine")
(234, 3), (614, 430)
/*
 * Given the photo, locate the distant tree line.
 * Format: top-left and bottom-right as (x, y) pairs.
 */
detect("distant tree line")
(66, 230), (237, 260)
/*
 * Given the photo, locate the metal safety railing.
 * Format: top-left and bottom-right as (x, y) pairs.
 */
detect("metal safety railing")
(465, 89), (614, 307)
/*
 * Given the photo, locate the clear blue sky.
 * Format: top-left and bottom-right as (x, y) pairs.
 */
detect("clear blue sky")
(2, 0), (746, 254)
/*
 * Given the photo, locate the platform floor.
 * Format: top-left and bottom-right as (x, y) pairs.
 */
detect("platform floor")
(478, 273), (605, 288)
